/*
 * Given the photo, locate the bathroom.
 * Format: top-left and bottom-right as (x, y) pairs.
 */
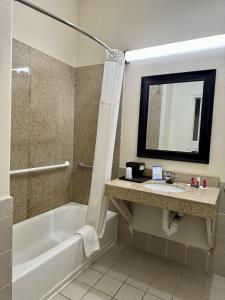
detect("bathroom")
(0, 0), (225, 299)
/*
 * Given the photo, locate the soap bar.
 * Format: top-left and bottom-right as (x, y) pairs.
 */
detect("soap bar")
(152, 165), (163, 180)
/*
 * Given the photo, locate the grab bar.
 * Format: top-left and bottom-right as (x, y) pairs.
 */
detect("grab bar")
(10, 161), (70, 175)
(78, 162), (93, 169)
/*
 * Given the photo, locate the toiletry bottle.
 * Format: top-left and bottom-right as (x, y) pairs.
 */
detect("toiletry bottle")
(203, 179), (207, 189)
(191, 177), (195, 186)
(197, 176), (201, 188)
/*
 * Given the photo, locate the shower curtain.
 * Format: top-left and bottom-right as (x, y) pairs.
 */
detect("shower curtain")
(86, 49), (125, 237)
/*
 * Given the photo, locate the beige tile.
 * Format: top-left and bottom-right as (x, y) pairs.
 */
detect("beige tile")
(177, 277), (204, 296)
(132, 231), (149, 252)
(143, 253), (166, 269)
(0, 198), (12, 219)
(214, 234), (225, 256)
(10, 176), (28, 223)
(0, 250), (12, 288)
(107, 263), (133, 282)
(167, 241), (186, 265)
(11, 40), (30, 171)
(0, 284), (12, 300)
(172, 287), (205, 300)
(208, 254), (225, 277)
(82, 288), (111, 300)
(90, 257), (113, 274)
(186, 247), (208, 271)
(143, 293), (163, 300)
(205, 273), (225, 289)
(0, 217), (12, 253)
(148, 269), (181, 300)
(182, 266), (206, 282)
(76, 268), (103, 287)
(163, 260), (184, 274)
(51, 294), (68, 300)
(126, 260), (158, 291)
(202, 286), (225, 300)
(115, 283), (144, 300)
(148, 235), (166, 258)
(72, 64), (121, 205)
(117, 227), (132, 245)
(216, 213), (225, 236)
(60, 280), (90, 300)
(94, 275), (123, 297)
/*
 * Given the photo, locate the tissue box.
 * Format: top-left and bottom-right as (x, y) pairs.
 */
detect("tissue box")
(126, 162), (145, 178)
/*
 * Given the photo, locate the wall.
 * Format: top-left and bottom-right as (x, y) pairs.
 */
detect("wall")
(13, 0), (78, 67)
(11, 40), (75, 223)
(72, 64), (121, 204)
(121, 51), (225, 181)
(77, 0), (225, 66)
(0, 0), (13, 299)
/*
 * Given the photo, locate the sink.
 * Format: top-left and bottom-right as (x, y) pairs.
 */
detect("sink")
(143, 183), (186, 193)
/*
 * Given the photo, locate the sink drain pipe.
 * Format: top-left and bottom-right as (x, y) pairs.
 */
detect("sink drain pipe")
(162, 209), (184, 236)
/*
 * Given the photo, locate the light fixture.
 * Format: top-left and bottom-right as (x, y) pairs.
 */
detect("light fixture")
(125, 34), (225, 62)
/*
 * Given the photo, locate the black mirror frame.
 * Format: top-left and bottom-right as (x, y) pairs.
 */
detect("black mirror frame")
(137, 69), (216, 164)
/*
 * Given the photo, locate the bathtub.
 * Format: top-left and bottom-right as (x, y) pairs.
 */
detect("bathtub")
(12, 202), (118, 300)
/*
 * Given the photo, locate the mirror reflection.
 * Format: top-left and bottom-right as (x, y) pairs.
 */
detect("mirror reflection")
(146, 81), (204, 152)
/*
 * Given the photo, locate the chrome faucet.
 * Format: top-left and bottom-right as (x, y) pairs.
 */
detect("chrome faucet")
(165, 172), (178, 184)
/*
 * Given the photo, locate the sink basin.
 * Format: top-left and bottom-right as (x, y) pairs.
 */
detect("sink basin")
(143, 183), (186, 193)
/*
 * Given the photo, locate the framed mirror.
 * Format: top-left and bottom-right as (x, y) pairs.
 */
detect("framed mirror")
(137, 70), (216, 163)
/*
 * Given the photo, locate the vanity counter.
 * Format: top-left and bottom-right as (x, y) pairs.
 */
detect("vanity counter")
(105, 178), (220, 218)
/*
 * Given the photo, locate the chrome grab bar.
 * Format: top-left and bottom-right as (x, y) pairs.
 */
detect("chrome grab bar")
(78, 162), (93, 169)
(10, 161), (70, 175)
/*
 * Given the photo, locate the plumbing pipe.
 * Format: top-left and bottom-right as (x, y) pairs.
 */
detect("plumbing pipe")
(162, 209), (181, 236)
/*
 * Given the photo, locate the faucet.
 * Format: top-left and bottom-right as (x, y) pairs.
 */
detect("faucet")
(165, 172), (178, 184)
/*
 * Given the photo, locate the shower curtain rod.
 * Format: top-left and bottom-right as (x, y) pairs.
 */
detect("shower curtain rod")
(14, 0), (114, 54)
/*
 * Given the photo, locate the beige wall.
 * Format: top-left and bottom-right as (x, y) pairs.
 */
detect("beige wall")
(13, 0), (78, 67)
(77, 0), (225, 66)
(121, 50), (225, 180)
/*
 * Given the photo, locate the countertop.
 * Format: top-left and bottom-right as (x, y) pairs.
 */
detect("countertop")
(105, 178), (220, 218)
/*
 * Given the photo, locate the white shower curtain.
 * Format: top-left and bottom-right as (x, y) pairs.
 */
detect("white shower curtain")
(86, 49), (125, 237)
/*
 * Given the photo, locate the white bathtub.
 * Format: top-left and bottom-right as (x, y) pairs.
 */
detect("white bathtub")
(12, 202), (118, 300)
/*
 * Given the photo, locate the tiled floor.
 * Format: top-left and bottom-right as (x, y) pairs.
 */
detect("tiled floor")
(52, 243), (225, 300)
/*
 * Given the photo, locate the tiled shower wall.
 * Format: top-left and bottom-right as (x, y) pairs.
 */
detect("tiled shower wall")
(11, 41), (121, 222)
(11, 40), (75, 223)
(72, 64), (121, 204)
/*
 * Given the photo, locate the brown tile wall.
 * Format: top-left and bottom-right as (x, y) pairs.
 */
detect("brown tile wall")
(118, 182), (225, 276)
(11, 40), (75, 223)
(0, 197), (13, 300)
(72, 64), (121, 205)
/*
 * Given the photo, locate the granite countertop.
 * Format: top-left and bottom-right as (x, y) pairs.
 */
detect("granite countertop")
(105, 178), (220, 218)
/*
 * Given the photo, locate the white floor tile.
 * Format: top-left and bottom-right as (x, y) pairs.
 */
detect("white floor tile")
(51, 294), (68, 300)
(202, 286), (225, 300)
(94, 274), (123, 297)
(205, 273), (225, 289)
(60, 280), (90, 300)
(143, 293), (164, 300)
(182, 266), (206, 282)
(115, 283), (144, 300)
(177, 277), (204, 296)
(172, 287), (206, 300)
(76, 268), (103, 287)
(82, 288), (112, 300)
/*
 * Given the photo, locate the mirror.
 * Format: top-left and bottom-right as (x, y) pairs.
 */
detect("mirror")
(137, 70), (216, 163)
